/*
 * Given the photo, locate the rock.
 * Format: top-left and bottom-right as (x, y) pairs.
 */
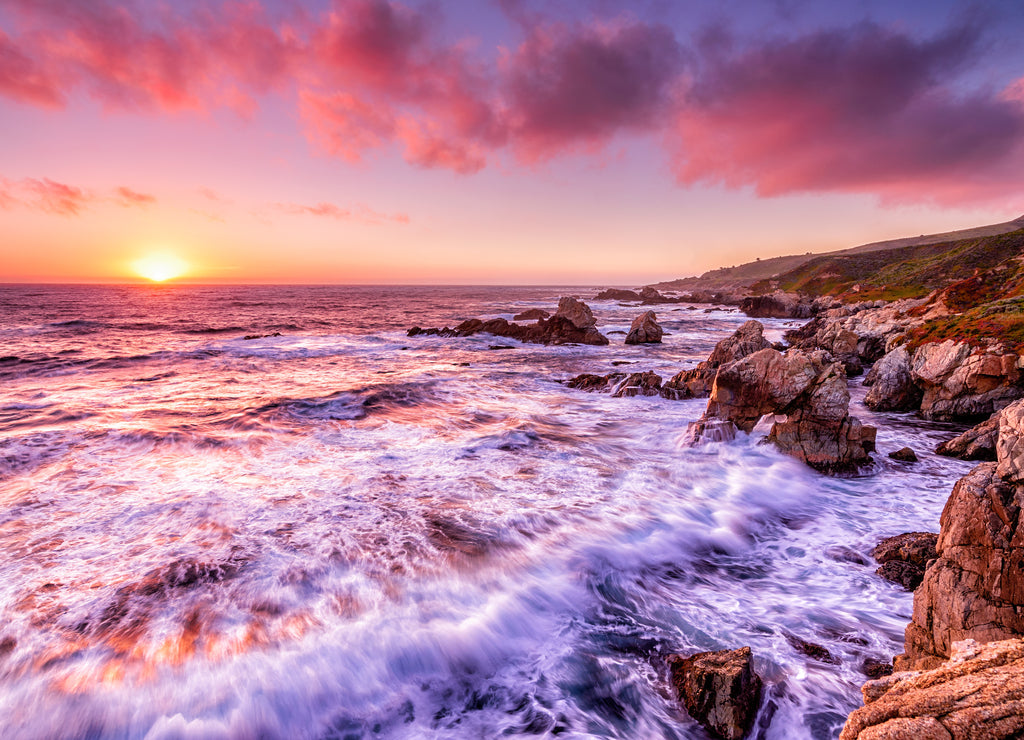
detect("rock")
(911, 340), (1023, 421)
(864, 346), (923, 412)
(740, 290), (814, 319)
(611, 371), (662, 398)
(554, 296), (597, 329)
(624, 311), (663, 345)
(877, 561), (929, 591)
(861, 658), (893, 679)
(935, 411), (1000, 461)
(996, 399), (1024, 483)
(872, 532), (938, 569)
(688, 347), (875, 472)
(566, 373), (624, 392)
(889, 447), (918, 462)
(512, 308), (549, 321)
(900, 463), (1024, 670)
(668, 647), (763, 740)
(594, 288), (641, 301)
(785, 632), (838, 664)
(409, 301), (609, 346)
(841, 638), (1024, 740)
(661, 321), (771, 400)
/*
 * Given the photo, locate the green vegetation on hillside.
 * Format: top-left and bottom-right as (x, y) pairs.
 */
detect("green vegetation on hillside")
(905, 297), (1024, 352)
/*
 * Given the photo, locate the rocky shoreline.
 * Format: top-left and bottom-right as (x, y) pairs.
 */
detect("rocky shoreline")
(408, 285), (1024, 738)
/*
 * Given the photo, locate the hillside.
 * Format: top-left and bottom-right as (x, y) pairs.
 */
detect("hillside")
(653, 215), (1024, 293)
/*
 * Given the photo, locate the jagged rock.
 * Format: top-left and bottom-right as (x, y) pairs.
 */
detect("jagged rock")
(554, 296), (597, 329)
(566, 373), (623, 392)
(864, 346), (923, 412)
(873, 531), (938, 590)
(409, 298), (609, 346)
(841, 638), (1024, 740)
(688, 348), (876, 472)
(789, 317), (864, 375)
(996, 399), (1024, 483)
(935, 411), (1001, 461)
(661, 321), (771, 400)
(900, 461), (1024, 670)
(513, 308), (549, 321)
(611, 371), (662, 398)
(889, 447), (918, 462)
(624, 311), (663, 344)
(785, 633), (838, 664)
(861, 658), (894, 679)
(668, 647), (763, 740)
(911, 340), (1023, 421)
(594, 288), (641, 301)
(740, 290), (814, 318)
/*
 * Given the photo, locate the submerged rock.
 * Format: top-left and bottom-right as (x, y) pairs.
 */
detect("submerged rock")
(661, 320), (771, 400)
(842, 638), (1024, 740)
(624, 311), (663, 344)
(668, 647), (763, 740)
(888, 447), (918, 462)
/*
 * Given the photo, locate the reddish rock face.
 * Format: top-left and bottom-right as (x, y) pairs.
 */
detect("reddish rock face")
(899, 400), (1024, 670)
(687, 347), (876, 473)
(911, 340), (1023, 421)
(624, 310), (663, 344)
(668, 647), (763, 740)
(842, 638), (1024, 740)
(553, 296), (597, 329)
(662, 320), (772, 400)
(935, 411), (1001, 461)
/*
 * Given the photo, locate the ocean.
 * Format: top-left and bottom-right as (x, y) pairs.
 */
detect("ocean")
(0, 284), (974, 739)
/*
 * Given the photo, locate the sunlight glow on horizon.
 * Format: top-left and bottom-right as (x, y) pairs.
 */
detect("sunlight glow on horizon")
(132, 253), (189, 282)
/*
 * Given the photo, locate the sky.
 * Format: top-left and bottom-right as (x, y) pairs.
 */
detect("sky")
(1, 0), (1023, 285)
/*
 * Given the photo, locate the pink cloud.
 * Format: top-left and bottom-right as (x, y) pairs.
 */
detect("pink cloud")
(0, 29), (65, 107)
(114, 186), (156, 207)
(22, 177), (92, 215)
(270, 200), (409, 225)
(502, 19), (684, 161)
(669, 24), (1024, 204)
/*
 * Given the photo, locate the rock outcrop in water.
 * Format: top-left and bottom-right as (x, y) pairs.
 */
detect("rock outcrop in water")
(594, 288), (641, 301)
(624, 311), (662, 344)
(897, 399), (1024, 671)
(872, 532), (937, 591)
(841, 638), (1024, 740)
(864, 345), (922, 412)
(566, 371), (663, 397)
(513, 308), (549, 321)
(408, 296), (609, 346)
(935, 410), (1001, 460)
(740, 290), (814, 319)
(688, 348), (876, 473)
(669, 647), (762, 740)
(661, 320), (771, 400)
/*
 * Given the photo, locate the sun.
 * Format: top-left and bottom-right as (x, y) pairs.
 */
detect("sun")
(132, 253), (188, 282)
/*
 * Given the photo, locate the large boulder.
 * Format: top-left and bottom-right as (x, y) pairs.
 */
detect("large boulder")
(841, 638), (1024, 740)
(911, 340), (1024, 421)
(554, 296), (597, 329)
(513, 308), (549, 321)
(689, 348), (876, 473)
(668, 647), (762, 740)
(661, 321), (771, 400)
(594, 288), (641, 301)
(624, 311), (663, 344)
(935, 410), (1001, 461)
(864, 345), (923, 412)
(740, 290), (814, 318)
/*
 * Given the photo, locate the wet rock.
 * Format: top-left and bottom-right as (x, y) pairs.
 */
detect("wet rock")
(243, 331), (282, 340)
(877, 561), (929, 591)
(935, 411), (1000, 461)
(688, 348), (876, 473)
(842, 638), (1024, 740)
(661, 320), (771, 400)
(861, 658), (893, 679)
(669, 647), (763, 740)
(611, 371), (662, 398)
(553, 296), (597, 329)
(624, 311), (663, 345)
(566, 373), (624, 392)
(825, 546), (870, 566)
(873, 531), (937, 592)
(785, 633), (839, 664)
(513, 308), (549, 321)
(594, 288), (641, 301)
(911, 340), (1024, 421)
(888, 447), (918, 462)
(864, 346), (923, 412)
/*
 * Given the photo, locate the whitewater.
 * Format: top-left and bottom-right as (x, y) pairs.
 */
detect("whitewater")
(0, 285), (974, 739)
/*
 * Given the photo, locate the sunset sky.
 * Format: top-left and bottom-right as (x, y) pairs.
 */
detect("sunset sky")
(1, 0), (1023, 284)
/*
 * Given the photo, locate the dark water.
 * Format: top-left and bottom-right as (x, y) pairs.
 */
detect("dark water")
(0, 285), (972, 739)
